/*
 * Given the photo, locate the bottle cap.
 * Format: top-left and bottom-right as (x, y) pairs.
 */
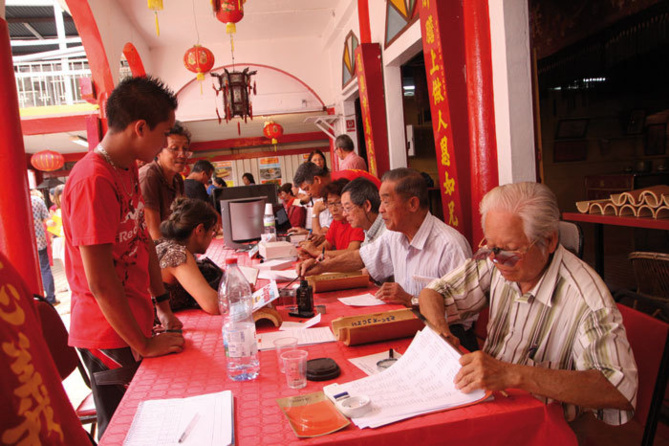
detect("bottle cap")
(265, 203), (274, 215)
(225, 258), (238, 265)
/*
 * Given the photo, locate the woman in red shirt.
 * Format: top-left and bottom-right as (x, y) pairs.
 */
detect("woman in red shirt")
(299, 178), (364, 258)
(278, 183), (307, 228)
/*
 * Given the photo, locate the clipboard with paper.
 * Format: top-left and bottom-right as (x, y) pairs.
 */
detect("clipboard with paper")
(323, 319), (492, 429)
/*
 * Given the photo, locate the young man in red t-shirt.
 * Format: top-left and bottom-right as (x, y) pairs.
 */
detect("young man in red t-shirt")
(62, 76), (185, 439)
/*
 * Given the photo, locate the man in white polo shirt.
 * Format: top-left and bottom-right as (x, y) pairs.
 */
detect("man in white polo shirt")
(297, 168), (475, 348)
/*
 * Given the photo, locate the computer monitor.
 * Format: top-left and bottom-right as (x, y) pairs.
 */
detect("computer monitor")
(220, 197), (267, 249)
(212, 183), (278, 214)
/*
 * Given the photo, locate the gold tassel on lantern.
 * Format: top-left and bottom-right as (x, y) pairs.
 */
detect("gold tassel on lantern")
(148, 0), (163, 36)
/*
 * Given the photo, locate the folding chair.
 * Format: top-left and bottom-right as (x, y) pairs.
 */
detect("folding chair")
(34, 295), (98, 438)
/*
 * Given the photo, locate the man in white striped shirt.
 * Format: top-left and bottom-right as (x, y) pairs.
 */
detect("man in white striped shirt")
(419, 182), (637, 425)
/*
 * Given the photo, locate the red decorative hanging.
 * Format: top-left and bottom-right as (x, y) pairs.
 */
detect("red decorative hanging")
(215, 0), (245, 34)
(263, 121), (284, 145)
(183, 45), (215, 81)
(30, 150), (64, 172)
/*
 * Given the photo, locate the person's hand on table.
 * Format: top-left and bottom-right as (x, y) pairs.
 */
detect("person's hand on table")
(296, 258), (325, 277)
(308, 233), (326, 246)
(455, 351), (515, 393)
(156, 306), (183, 331)
(142, 331), (185, 358)
(375, 282), (412, 307)
(287, 227), (308, 235)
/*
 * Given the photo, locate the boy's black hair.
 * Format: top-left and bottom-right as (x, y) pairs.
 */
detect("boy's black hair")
(106, 76), (178, 132)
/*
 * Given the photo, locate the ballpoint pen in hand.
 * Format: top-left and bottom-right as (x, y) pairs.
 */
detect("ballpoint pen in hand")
(178, 412), (201, 443)
(318, 247), (325, 263)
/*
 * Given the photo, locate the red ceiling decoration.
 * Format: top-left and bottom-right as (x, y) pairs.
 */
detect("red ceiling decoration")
(30, 150), (65, 172)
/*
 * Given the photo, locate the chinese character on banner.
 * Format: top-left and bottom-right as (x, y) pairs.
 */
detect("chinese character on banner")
(419, 3), (463, 229)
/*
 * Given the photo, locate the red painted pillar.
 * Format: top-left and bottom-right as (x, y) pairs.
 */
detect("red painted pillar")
(355, 44), (391, 178)
(464, 0), (499, 245)
(357, 0), (371, 44)
(0, 18), (42, 294)
(419, 1), (472, 242)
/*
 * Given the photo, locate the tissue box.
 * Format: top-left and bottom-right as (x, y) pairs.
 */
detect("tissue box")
(259, 241), (297, 260)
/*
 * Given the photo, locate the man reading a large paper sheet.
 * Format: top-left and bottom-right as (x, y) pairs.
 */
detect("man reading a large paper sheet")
(419, 182), (638, 426)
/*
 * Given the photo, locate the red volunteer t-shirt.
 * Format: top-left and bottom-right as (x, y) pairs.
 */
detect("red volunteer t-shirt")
(325, 219), (365, 250)
(62, 151), (154, 349)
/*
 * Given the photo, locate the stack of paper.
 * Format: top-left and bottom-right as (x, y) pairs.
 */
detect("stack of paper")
(124, 390), (233, 445)
(323, 328), (487, 428)
(257, 327), (336, 350)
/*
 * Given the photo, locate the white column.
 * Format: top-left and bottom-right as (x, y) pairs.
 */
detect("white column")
(53, 0), (74, 104)
(489, 0), (536, 184)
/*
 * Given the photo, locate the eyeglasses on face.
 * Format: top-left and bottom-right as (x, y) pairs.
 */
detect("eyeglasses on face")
(165, 147), (193, 159)
(342, 204), (359, 214)
(327, 201), (342, 210)
(473, 238), (537, 267)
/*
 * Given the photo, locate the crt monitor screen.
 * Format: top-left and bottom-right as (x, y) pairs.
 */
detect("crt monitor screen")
(220, 197), (266, 249)
(212, 183), (278, 214)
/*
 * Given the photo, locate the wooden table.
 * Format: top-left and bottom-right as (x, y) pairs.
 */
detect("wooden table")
(562, 212), (669, 275)
(100, 241), (577, 445)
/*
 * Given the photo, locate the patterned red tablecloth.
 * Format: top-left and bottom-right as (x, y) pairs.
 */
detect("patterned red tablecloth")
(100, 240), (577, 445)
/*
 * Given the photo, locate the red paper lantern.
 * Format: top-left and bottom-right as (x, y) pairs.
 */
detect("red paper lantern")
(263, 121), (284, 145)
(215, 0), (244, 34)
(183, 45), (215, 81)
(30, 150), (65, 172)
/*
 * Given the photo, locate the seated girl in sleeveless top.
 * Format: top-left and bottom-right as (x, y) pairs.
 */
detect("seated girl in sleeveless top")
(156, 198), (221, 314)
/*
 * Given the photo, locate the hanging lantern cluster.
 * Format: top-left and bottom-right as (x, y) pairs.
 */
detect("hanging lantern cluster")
(212, 68), (257, 135)
(147, 0), (163, 36)
(184, 45), (215, 93)
(263, 121), (283, 146)
(31, 150), (65, 172)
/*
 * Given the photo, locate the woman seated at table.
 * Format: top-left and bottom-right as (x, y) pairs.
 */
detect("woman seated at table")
(156, 198), (221, 315)
(299, 179), (364, 258)
(278, 182), (306, 228)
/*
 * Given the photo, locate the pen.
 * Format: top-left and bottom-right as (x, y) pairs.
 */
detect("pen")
(317, 247), (325, 262)
(178, 412), (201, 443)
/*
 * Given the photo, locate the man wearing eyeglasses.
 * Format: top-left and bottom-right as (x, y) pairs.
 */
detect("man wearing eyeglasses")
(297, 168), (474, 347)
(139, 121), (192, 239)
(419, 182), (637, 427)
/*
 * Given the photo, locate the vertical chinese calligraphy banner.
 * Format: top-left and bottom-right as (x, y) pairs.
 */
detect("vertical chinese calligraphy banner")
(355, 43), (390, 178)
(419, 0), (472, 241)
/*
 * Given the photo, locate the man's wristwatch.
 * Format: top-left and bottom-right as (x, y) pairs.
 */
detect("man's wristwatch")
(410, 296), (419, 307)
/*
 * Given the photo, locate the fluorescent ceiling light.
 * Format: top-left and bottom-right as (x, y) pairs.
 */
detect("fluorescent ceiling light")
(70, 135), (88, 148)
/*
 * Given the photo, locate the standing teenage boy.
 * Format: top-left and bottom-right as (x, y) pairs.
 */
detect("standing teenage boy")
(62, 76), (184, 438)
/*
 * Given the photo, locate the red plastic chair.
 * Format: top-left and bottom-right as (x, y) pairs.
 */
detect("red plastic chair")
(34, 296), (98, 437)
(617, 303), (669, 446)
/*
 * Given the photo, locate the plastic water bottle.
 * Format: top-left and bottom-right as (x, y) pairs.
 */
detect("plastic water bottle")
(262, 203), (277, 243)
(219, 258), (259, 381)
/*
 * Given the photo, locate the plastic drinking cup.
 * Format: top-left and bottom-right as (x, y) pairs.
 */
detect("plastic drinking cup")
(274, 337), (298, 373)
(281, 349), (308, 389)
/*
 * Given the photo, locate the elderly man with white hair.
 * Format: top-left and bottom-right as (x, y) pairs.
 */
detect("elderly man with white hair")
(419, 182), (638, 426)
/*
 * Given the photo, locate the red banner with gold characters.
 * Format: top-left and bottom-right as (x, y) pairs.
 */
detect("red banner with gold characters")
(354, 43), (390, 178)
(0, 252), (91, 445)
(418, 0), (464, 231)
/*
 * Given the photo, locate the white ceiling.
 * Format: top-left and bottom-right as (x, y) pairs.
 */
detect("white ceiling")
(21, 0), (345, 154)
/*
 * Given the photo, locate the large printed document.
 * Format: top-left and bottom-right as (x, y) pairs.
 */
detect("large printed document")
(124, 390), (233, 445)
(324, 328), (488, 428)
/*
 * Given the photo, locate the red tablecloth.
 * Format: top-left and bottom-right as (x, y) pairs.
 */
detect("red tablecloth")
(100, 240), (577, 445)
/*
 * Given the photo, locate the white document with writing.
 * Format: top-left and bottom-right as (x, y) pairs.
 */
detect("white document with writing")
(324, 328), (487, 428)
(280, 313), (321, 330)
(257, 326), (335, 350)
(123, 390), (233, 446)
(258, 269), (299, 282)
(338, 293), (386, 307)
